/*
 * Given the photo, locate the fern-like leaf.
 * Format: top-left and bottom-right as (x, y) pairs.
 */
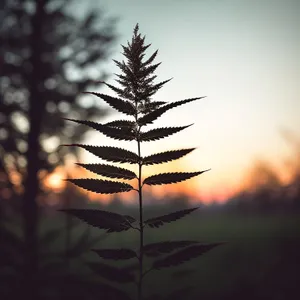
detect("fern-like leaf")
(143, 170), (209, 186)
(143, 241), (198, 257)
(64, 118), (135, 141)
(92, 248), (136, 260)
(141, 49), (158, 67)
(138, 97), (205, 126)
(105, 120), (136, 129)
(87, 262), (135, 283)
(99, 81), (128, 99)
(76, 163), (136, 180)
(59, 209), (136, 233)
(63, 145), (140, 164)
(66, 179), (133, 194)
(152, 243), (224, 269)
(142, 148), (195, 165)
(82, 92), (136, 115)
(96, 126), (135, 141)
(140, 101), (166, 114)
(144, 207), (199, 228)
(140, 125), (192, 142)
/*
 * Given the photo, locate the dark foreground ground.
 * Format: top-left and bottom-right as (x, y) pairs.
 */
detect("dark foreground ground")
(1, 210), (300, 300)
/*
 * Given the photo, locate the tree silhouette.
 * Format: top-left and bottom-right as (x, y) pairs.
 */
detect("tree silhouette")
(0, 0), (117, 298)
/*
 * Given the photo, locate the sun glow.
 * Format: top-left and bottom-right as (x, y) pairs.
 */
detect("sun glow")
(44, 169), (65, 192)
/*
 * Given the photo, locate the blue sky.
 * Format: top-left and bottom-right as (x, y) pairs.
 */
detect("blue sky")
(73, 0), (300, 201)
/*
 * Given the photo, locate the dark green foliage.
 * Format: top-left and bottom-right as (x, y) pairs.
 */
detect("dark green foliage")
(0, 214), (119, 300)
(144, 207), (199, 228)
(92, 248), (137, 260)
(60, 24), (222, 300)
(152, 243), (224, 269)
(59, 209), (136, 232)
(143, 241), (198, 257)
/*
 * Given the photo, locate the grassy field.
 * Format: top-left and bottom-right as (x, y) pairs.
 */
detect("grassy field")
(37, 210), (300, 300)
(3, 209), (300, 300)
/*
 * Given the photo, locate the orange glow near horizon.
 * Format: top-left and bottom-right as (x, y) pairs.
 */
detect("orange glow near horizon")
(42, 154), (297, 206)
(40, 155), (297, 207)
(43, 162), (246, 205)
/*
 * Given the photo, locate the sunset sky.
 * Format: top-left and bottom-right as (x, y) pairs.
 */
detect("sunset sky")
(66, 0), (300, 203)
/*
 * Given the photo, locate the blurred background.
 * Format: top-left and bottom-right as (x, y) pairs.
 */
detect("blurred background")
(0, 0), (299, 300)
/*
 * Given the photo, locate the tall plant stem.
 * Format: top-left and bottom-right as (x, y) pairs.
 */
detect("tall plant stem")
(137, 115), (144, 300)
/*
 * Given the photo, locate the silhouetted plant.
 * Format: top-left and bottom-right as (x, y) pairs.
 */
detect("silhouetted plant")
(61, 24), (224, 300)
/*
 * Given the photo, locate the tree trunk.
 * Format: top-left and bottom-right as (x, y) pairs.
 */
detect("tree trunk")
(22, 1), (46, 299)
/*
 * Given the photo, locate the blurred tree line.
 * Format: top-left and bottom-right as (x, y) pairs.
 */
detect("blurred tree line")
(227, 129), (300, 214)
(0, 0), (117, 299)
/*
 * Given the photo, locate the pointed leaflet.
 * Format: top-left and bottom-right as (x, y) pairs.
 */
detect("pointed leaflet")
(92, 248), (136, 260)
(104, 120), (135, 129)
(141, 49), (158, 67)
(140, 125), (192, 142)
(64, 118), (135, 141)
(140, 75), (157, 88)
(140, 101), (166, 114)
(66, 179), (133, 194)
(140, 78), (172, 99)
(152, 243), (224, 269)
(99, 81), (128, 99)
(143, 241), (199, 257)
(143, 170), (210, 186)
(140, 62), (161, 78)
(59, 209), (136, 233)
(87, 262), (134, 283)
(63, 145), (139, 164)
(82, 92), (136, 115)
(76, 163), (137, 180)
(142, 148), (195, 166)
(138, 97), (206, 126)
(144, 207), (199, 228)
